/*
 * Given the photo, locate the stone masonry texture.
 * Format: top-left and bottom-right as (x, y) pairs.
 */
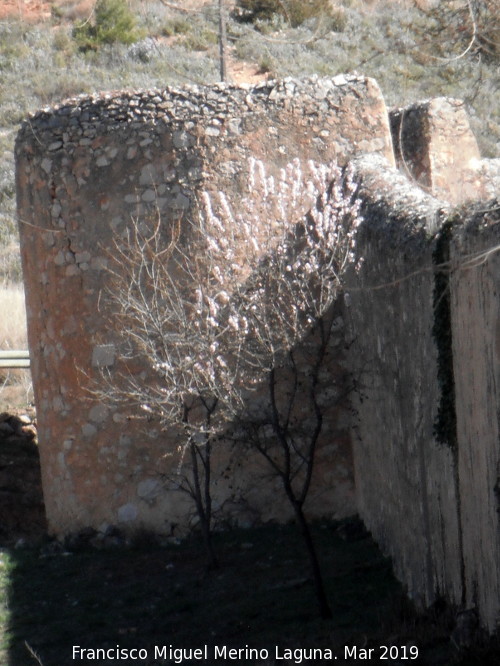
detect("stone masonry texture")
(346, 155), (500, 632)
(345, 154), (463, 612)
(16, 75), (393, 539)
(15, 75), (500, 631)
(450, 209), (500, 633)
(390, 97), (500, 205)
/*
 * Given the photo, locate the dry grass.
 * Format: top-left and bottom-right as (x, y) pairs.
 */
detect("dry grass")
(0, 282), (27, 351)
(0, 242), (22, 285)
(0, 282), (32, 409)
(0, 370), (33, 409)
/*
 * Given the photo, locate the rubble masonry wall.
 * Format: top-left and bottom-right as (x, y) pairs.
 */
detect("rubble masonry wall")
(16, 75), (500, 631)
(15, 75), (392, 536)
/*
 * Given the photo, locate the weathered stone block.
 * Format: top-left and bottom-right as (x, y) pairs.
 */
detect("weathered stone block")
(390, 98), (482, 204)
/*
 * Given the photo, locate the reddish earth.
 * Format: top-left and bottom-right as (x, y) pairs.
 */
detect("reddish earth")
(0, 0), (215, 23)
(227, 57), (269, 85)
(0, 0), (423, 24)
(0, 0), (268, 83)
(0, 0), (57, 21)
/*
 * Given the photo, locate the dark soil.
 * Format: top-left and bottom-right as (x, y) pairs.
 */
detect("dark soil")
(3, 519), (500, 666)
(0, 410), (46, 546)
(1, 412), (500, 666)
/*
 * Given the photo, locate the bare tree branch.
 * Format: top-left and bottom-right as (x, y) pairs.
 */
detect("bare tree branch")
(100, 156), (363, 601)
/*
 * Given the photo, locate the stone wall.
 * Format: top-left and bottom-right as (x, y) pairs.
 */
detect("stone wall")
(450, 210), (500, 633)
(346, 155), (500, 631)
(390, 97), (500, 205)
(16, 74), (500, 631)
(345, 154), (463, 610)
(15, 75), (393, 536)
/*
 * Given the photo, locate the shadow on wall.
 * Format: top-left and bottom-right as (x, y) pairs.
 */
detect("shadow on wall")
(13, 74), (500, 632)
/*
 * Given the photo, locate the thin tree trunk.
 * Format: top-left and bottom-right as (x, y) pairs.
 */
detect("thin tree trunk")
(292, 501), (332, 619)
(201, 513), (219, 570)
(202, 437), (219, 569)
(190, 440), (219, 569)
(268, 359), (332, 619)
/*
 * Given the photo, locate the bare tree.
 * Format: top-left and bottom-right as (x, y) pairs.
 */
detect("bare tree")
(414, 0), (500, 64)
(197, 159), (361, 618)
(103, 157), (362, 601)
(102, 215), (227, 569)
(233, 310), (350, 619)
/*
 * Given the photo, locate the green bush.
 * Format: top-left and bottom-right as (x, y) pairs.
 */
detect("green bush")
(73, 0), (141, 51)
(234, 0), (342, 29)
(53, 28), (75, 54)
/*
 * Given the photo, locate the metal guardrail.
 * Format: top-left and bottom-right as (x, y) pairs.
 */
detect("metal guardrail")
(0, 350), (30, 369)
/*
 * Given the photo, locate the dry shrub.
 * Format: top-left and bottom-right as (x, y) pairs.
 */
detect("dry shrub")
(0, 367), (33, 409)
(420, 0), (500, 64)
(0, 283), (27, 351)
(234, 0), (345, 29)
(51, 0), (98, 22)
(0, 282), (32, 408)
(0, 243), (23, 284)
